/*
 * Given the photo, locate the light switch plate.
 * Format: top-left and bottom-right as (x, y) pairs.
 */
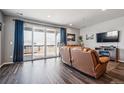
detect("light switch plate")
(10, 41), (13, 45)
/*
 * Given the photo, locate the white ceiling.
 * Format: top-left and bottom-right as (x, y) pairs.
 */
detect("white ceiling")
(1, 9), (124, 29)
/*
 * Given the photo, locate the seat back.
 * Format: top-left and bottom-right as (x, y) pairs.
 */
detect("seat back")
(71, 48), (100, 76)
(59, 46), (82, 66)
(90, 50), (100, 67)
(59, 46), (71, 65)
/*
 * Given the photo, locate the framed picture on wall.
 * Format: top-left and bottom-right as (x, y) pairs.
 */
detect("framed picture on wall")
(0, 23), (2, 31)
(67, 33), (75, 41)
(86, 34), (94, 40)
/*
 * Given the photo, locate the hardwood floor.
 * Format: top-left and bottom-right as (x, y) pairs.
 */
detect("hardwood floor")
(0, 58), (124, 84)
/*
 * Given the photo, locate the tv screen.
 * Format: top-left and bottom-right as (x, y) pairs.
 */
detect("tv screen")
(97, 31), (119, 42)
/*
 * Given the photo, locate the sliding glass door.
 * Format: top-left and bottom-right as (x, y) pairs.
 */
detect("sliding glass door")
(23, 23), (60, 61)
(56, 31), (60, 56)
(33, 26), (45, 59)
(46, 28), (56, 57)
(24, 25), (33, 61)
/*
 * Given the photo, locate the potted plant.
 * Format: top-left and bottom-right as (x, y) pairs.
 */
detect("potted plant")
(78, 36), (84, 47)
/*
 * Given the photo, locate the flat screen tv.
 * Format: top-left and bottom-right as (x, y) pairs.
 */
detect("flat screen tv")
(96, 31), (119, 42)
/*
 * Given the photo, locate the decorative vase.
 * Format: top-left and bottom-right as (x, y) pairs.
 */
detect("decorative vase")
(80, 42), (84, 47)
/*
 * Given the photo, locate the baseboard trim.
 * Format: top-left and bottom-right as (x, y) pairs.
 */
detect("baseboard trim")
(0, 62), (14, 68)
(118, 60), (124, 63)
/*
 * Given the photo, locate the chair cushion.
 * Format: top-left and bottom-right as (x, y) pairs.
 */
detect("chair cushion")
(99, 57), (109, 63)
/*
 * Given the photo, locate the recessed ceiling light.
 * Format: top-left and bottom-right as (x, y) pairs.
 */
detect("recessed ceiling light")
(47, 15), (51, 18)
(101, 9), (107, 11)
(69, 24), (72, 26)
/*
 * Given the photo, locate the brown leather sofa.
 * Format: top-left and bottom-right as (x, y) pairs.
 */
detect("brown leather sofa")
(60, 46), (109, 79)
(59, 46), (72, 66)
(59, 45), (81, 66)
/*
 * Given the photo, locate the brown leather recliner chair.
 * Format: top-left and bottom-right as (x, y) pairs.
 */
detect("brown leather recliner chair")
(59, 45), (82, 66)
(59, 46), (72, 66)
(71, 48), (109, 79)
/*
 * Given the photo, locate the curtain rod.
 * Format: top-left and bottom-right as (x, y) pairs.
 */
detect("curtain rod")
(13, 19), (79, 30)
(13, 19), (66, 29)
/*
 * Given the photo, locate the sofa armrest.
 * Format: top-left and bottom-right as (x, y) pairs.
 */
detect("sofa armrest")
(99, 56), (109, 64)
(95, 64), (102, 72)
(95, 63), (106, 73)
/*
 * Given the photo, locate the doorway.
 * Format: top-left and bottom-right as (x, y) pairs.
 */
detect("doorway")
(23, 23), (60, 61)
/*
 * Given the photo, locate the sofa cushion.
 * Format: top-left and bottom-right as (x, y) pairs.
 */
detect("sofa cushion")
(99, 57), (109, 63)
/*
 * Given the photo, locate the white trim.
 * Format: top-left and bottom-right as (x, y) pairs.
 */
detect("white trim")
(0, 62), (13, 68)
(118, 60), (124, 63)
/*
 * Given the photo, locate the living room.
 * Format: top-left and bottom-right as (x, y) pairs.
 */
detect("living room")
(0, 9), (124, 84)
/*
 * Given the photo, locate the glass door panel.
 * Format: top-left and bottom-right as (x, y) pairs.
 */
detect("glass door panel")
(33, 27), (45, 59)
(46, 28), (56, 57)
(46, 45), (56, 57)
(56, 31), (60, 56)
(24, 27), (33, 61)
(24, 23), (60, 60)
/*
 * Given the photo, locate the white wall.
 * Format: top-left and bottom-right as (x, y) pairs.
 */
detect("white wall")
(0, 11), (3, 22)
(0, 27), (1, 65)
(67, 28), (80, 45)
(80, 16), (124, 62)
(4, 16), (15, 62)
(0, 11), (4, 65)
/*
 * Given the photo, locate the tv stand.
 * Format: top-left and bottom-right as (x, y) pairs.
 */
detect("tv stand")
(95, 46), (119, 62)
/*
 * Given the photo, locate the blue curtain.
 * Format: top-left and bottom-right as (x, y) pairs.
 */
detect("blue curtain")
(13, 20), (24, 62)
(60, 28), (67, 45)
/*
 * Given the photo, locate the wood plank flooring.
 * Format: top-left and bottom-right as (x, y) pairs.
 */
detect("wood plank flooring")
(0, 58), (124, 84)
